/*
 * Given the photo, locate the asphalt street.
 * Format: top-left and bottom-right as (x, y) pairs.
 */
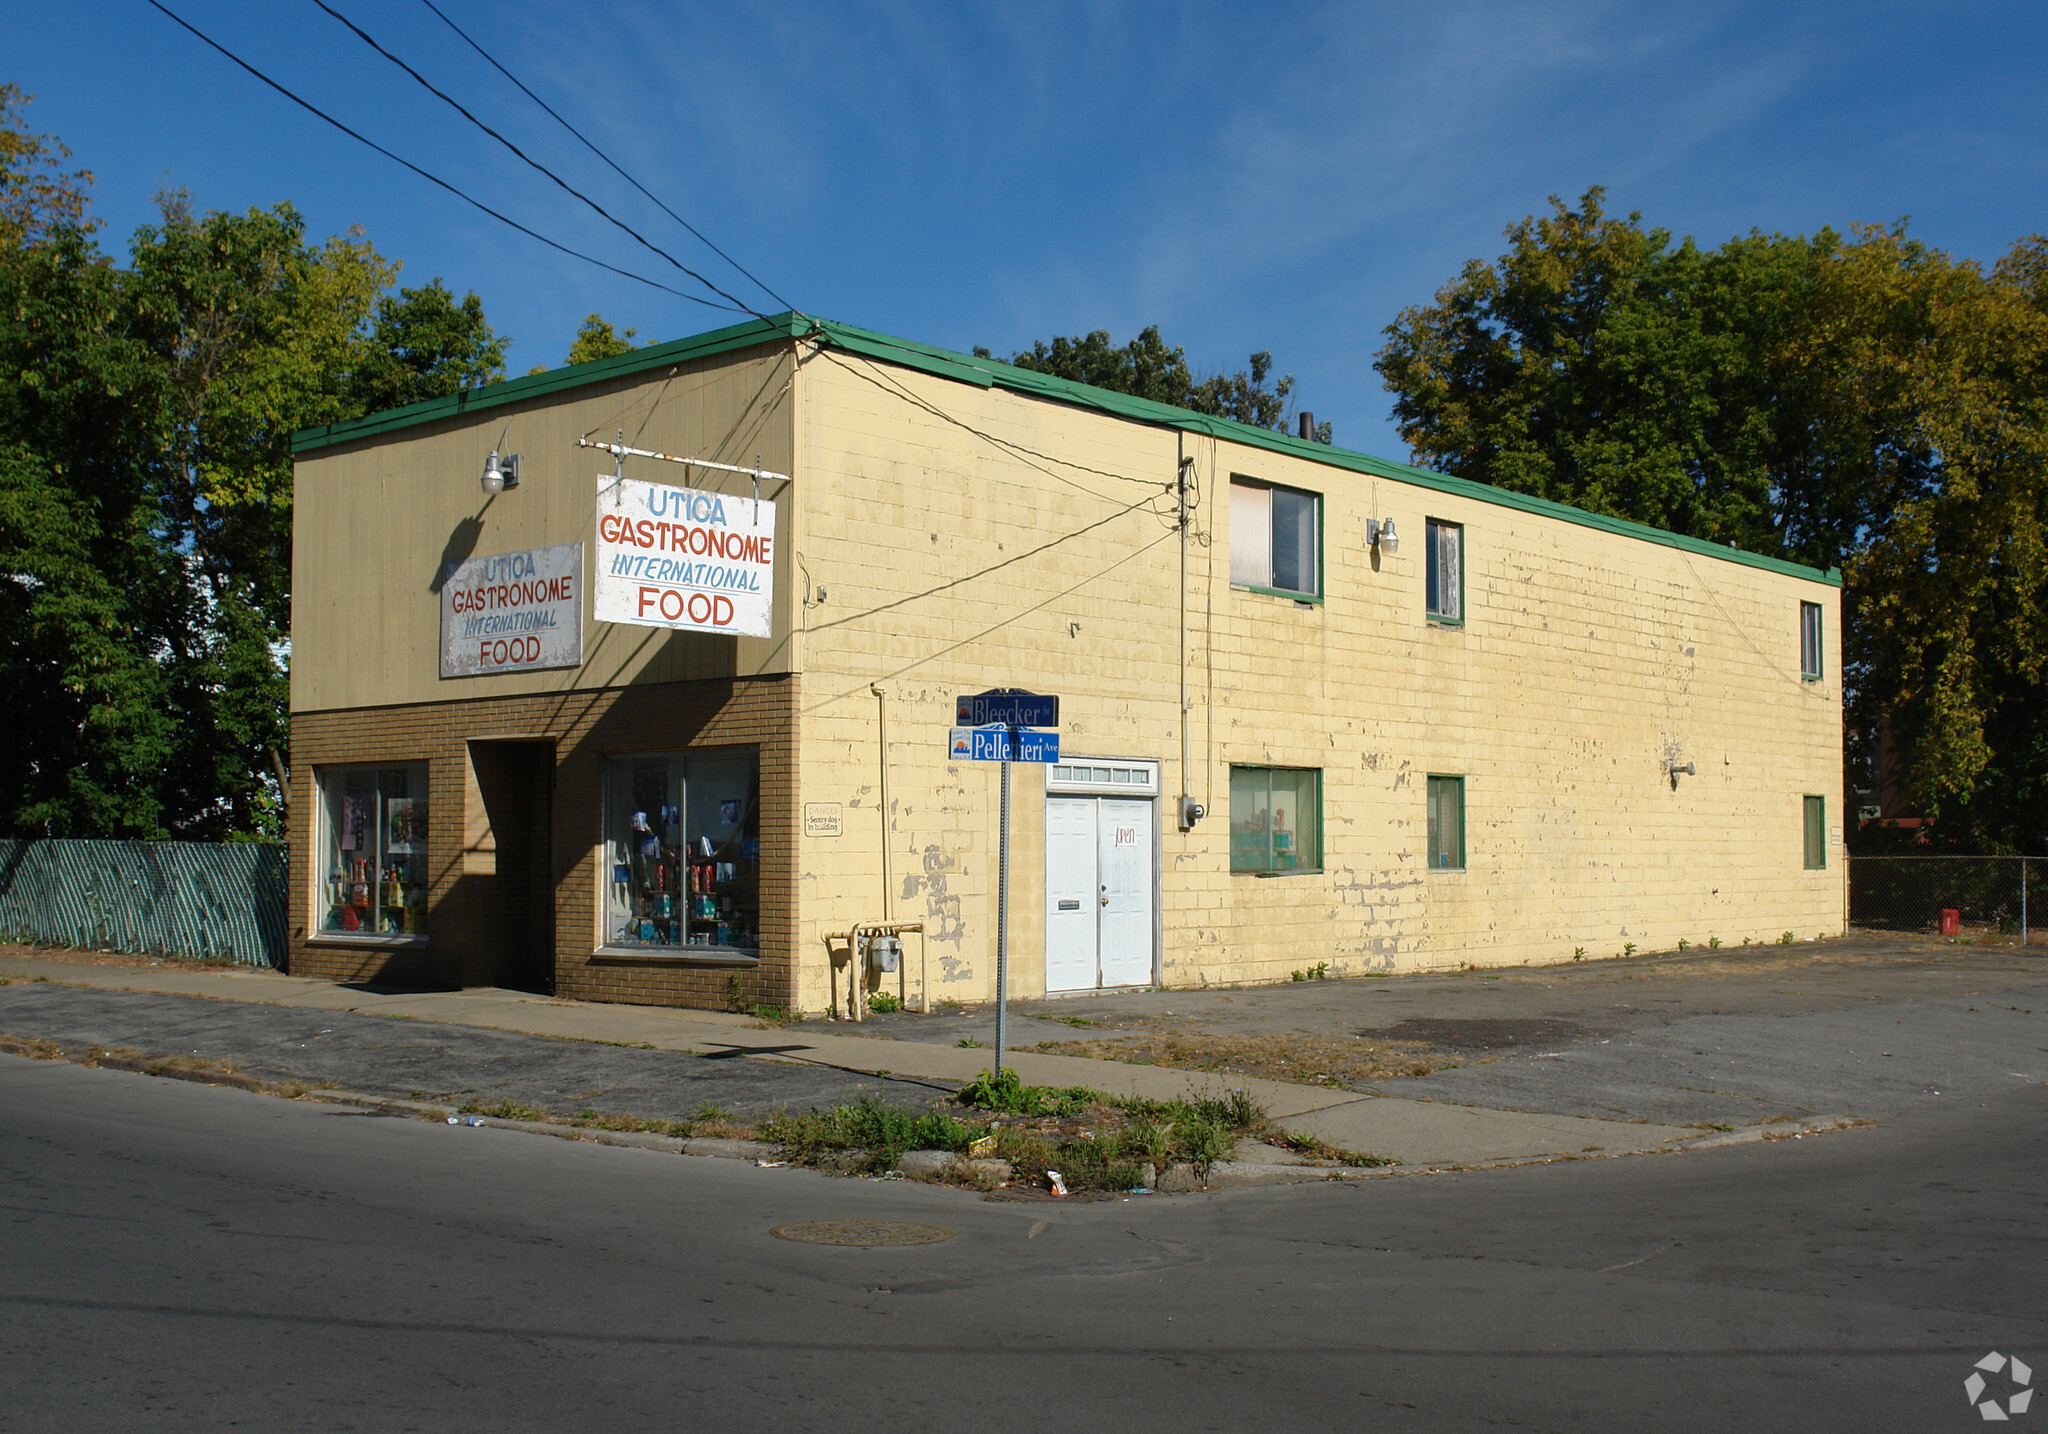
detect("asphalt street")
(3, 1052), (2042, 1432)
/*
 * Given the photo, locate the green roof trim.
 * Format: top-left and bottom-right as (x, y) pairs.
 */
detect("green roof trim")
(294, 310), (1841, 589)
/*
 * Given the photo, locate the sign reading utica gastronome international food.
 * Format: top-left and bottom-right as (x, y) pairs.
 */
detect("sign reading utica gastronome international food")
(439, 542), (584, 678)
(593, 475), (775, 638)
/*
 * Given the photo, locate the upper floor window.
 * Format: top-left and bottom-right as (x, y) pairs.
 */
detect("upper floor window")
(1230, 479), (1319, 599)
(1426, 519), (1463, 622)
(1800, 601), (1823, 679)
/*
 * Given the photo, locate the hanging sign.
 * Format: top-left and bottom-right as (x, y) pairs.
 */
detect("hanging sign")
(439, 542), (583, 678)
(593, 475), (775, 638)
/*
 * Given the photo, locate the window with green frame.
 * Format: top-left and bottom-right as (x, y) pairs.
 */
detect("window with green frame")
(1228, 766), (1321, 872)
(1800, 602), (1823, 680)
(1426, 519), (1463, 622)
(1427, 775), (1465, 870)
(1229, 479), (1320, 599)
(1803, 794), (1826, 869)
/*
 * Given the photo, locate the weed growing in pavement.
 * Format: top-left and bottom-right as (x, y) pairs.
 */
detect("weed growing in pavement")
(956, 1067), (1102, 1116)
(1290, 962), (1330, 982)
(1573, 947), (1586, 961)
(750, 1004), (796, 1026)
(1708, 936), (1722, 948)
(1778, 931), (1796, 945)
(1623, 943), (1638, 958)
(867, 991), (904, 1014)
(955, 1036), (984, 1048)
(461, 1098), (548, 1122)
(1677, 939), (1690, 951)
(1048, 1014), (1098, 1028)
(760, 1094), (971, 1174)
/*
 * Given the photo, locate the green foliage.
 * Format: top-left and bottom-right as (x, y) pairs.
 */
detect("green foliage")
(976, 325), (1333, 442)
(0, 101), (509, 839)
(1380, 190), (2048, 853)
(955, 1066), (1102, 1116)
(867, 990), (903, 1013)
(342, 278), (506, 415)
(1290, 961), (1330, 981)
(0, 84), (94, 249)
(760, 1094), (969, 1173)
(565, 312), (640, 365)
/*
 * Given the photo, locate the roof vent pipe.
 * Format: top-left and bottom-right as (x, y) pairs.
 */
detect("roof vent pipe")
(1297, 412), (1315, 441)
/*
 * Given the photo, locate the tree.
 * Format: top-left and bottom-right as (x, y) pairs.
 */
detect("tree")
(0, 94), (509, 840)
(975, 326), (1333, 442)
(0, 84), (93, 249)
(343, 278), (507, 415)
(1376, 191), (2048, 852)
(566, 313), (639, 366)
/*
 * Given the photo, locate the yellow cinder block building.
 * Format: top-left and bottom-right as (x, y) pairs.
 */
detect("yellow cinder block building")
(287, 313), (1844, 1012)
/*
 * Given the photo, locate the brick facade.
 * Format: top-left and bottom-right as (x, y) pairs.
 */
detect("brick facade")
(287, 675), (799, 1011)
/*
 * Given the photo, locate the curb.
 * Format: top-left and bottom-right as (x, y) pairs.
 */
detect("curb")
(1675, 1114), (1865, 1150)
(307, 1090), (784, 1162)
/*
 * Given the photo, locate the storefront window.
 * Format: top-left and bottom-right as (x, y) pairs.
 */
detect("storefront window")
(318, 764), (430, 940)
(603, 748), (760, 954)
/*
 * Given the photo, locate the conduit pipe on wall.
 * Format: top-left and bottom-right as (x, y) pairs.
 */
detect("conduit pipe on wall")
(861, 684), (892, 1021)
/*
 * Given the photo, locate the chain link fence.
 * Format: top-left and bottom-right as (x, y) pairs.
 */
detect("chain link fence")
(0, 840), (286, 967)
(1848, 855), (2041, 948)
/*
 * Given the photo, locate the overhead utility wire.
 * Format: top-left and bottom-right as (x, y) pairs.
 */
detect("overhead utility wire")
(143, 0), (734, 311)
(416, 0), (796, 316)
(311, 0), (769, 321)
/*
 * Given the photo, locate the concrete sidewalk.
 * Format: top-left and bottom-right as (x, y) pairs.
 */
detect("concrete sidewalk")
(0, 951), (1695, 1167)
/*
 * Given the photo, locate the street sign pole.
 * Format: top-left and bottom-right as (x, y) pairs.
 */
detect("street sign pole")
(995, 736), (1011, 1076)
(950, 691), (1060, 1078)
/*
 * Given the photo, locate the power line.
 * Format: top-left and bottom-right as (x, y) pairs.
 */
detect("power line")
(417, 0), (795, 316)
(310, 0), (769, 321)
(143, 0), (738, 312)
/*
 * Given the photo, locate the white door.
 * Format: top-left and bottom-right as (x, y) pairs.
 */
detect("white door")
(1044, 795), (1155, 992)
(1044, 797), (1098, 993)
(1097, 799), (1153, 988)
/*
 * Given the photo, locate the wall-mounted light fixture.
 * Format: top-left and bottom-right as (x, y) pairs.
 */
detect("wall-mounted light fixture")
(1368, 516), (1400, 555)
(481, 450), (521, 495)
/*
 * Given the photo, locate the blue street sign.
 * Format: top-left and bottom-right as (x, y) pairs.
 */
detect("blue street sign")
(957, 688), (1059, 729)
(949, 725), (1060, 764)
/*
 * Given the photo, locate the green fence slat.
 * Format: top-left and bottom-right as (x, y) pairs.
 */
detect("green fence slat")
(0, 840), (285, 967)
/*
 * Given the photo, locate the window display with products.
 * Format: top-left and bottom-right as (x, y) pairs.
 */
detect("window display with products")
(603, 749), (759, 955)
(318, 763), (430, 940)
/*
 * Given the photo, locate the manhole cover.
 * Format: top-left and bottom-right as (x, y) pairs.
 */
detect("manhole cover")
(771, 1219), (955, 1247)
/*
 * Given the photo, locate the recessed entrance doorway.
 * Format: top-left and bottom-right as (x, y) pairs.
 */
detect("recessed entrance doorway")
(1044, 758), (1159, 993)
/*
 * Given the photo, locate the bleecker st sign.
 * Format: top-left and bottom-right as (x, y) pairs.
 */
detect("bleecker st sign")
(593, 476), (775, 638)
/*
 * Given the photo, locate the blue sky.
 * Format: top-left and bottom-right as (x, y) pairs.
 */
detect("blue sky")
(11, 1), (2046, 457)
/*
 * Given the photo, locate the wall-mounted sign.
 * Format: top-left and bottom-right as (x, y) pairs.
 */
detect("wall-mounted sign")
(804, 803), (843, 838)
(593, 476), (775, 638)
(439, 543), (583, 678)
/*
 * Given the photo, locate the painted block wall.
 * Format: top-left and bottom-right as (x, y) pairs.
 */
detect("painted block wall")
(790, 345), (1844, 1008)
(291, 344), (799, 713)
